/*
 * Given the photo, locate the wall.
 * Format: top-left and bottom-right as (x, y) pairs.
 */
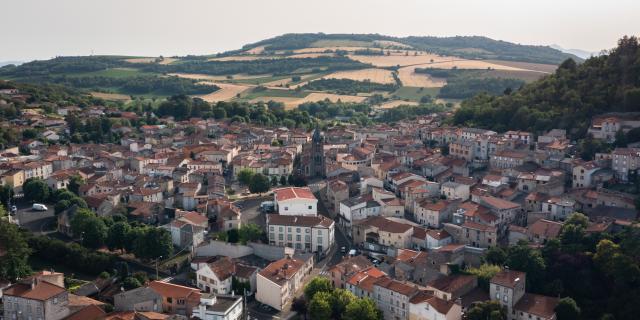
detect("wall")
(196, 241), (254, 259)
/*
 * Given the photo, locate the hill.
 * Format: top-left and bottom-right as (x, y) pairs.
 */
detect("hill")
(452, 36), (640, 138)
(239, 33), (579, 64)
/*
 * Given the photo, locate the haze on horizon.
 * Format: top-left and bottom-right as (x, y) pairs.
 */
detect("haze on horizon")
(1, 0), (638, 62)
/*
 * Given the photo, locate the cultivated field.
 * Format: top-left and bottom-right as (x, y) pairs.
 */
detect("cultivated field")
(310, 39), (372, 48)
(287, 53), (335, 59)
(195, 82), (252, 102)
(90, 92), (131, 101)
(244, 46), (266, 54)
(300, 92), (366, 104)
(208, 56), (276, 62)
(347, 53), (456, 67)
(407, 60), (531, 71)
(376, 100), (419, 109)
(397, 66), (447, 87)
(321, 68), (396, 84)
(293, 46), (370, 54)
(485, 60), (557, 73)
(373, 40), (413, 49)
(169, 73), (268, 81)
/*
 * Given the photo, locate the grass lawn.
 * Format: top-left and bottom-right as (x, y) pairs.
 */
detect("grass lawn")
(391, 86), (440, 101)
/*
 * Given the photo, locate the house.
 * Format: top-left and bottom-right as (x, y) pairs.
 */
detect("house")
(490, 270), (559, 320)
(352, 216), (414, 249)
(273, 187), (318, 216)
(426, 274), (477, 301)
(326, 179), (349, 216)
(526, 219), (563, 245)
(611, 148), (640, 182)
(373, 276), (419, 320)
(328, 255), (373, 289)
(114, 286), (163, 313)
(490, 151), (529, 169)
(440, 182), (470, 201)
(3, 276), (70, 320)
(147, 281), (201, 316)
(409, 290), (462, 320)
(162, 220), (205, 252)
(256, 255), (314, 311)
(0, 169), (25, 189)
(191, 293), (243, 320)
(414, 199), (458, 228)
(338, 194), (382, 234)
(130, 187), (163, 203)
(196, 257), (258, 295)
(572, 161), (600, 188)
(541, 197), (575, 221)
(345, 267), (387, 300)
(266, 214), (335, 253)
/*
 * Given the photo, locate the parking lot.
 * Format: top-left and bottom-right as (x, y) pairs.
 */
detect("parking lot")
(12, 202), (56, 234)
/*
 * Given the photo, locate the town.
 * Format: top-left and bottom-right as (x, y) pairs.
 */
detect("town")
(1, 81), (639, 320)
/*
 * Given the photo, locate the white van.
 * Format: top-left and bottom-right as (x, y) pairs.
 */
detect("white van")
(32, 203), (48, 211)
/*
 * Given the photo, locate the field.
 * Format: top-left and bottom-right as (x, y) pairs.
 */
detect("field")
(486, 60), (557, 73)
(293, 46), (370, 54)
(300, 92), (366, 104)
(397, 66), (447, 87)
(373, 40), (413, 49)
(195, 82), (252, 102)
(240, 88), (309, 100)
(376, 100), (419, 109)
(169, 73), (267, 81)
(90, 91), (132, 101)
(391, 86), (440, 101)
(321, 68), (396, 84)
(125, 57), (178, 65)
(347, 52), (453, 67)
(208, 56), (277, 62)
(287, 53), (335, 59)
(310, 39), (372, 48)
(243, 46), (266, 54)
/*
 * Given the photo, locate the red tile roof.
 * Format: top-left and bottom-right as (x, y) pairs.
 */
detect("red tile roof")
(491, 270), (525, 288)
(514, 293), (559, 318)
(274, 187), (316, 201)
(4, 281), (66, 301)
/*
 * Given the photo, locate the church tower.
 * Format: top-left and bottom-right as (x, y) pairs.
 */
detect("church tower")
(311, 128), (325, 177)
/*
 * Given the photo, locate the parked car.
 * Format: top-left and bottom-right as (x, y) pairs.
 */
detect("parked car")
(10, 205), (17, 213)
(32, 203), (48, 211)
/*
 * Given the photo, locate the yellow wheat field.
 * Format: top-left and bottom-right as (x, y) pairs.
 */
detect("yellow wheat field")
(321, 68), (396, 84)
(347, 53), (456, 67)
(90, 92), (131, 101)
(377, 100), (419, 109)
(195, 82), (252, 102)
(397, 66), (447, 87)
(244, 46), (266, 54)
(300, 93), (366, 104)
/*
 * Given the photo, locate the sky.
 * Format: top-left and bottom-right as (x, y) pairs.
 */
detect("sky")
(1, 0), (638, 62)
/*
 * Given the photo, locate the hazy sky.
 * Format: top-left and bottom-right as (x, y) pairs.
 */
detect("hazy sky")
(1, 0), (638, 62)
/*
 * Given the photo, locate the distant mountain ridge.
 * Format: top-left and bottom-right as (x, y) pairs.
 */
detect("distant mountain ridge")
(550, 44), (600, 59)
(237, 33), (580, 64)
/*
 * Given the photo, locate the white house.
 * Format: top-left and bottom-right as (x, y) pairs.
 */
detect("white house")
(409, 290), (462, 320)
(267, 214), (335, 254)
(273, 187), (318, 216)
(440, 182), (470, 201)
(196, 257), (258, 295)
(192, 293), (243, 320)
(256, 255), (314, 311)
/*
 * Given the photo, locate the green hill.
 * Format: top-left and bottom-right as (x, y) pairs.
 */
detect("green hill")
(452, 36), (640, 138)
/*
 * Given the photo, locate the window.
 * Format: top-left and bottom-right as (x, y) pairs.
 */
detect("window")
(296, 228), (301, 233)
(305, 228), (310, 233)
(167, 297), (173, 303)
(288, 227), (292, 232)
(296, 235), (301, 241)
(270, 226), (274, 231)
(308, 205), (313, 210)
(287, 234), (292, 240)
(284, 206), (289, 211)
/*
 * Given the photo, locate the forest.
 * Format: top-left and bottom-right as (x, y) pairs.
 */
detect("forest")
(453, 36), (640, 137)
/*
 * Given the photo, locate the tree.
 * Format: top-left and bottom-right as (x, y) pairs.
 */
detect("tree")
(565, 212), (589, 229)
(0, 185), (13, 207)
(270, 175), (279, 187)
(485, 246), (507, 265)
(133, 227), (173, 260)
(464, 301), (506, 320)
(343, 297), (382, 320)
(106, 221), (132, 252)
(23, 178), (50, 203)
(237, 169), (254, 185)
(22, 128), (37, 140)
(0, 218), (32, 281)
(71, 209), (108, 248)
(279, 175), (288, 186)
(555, 297), (581, 320)
(249, 173), (270, 194)
(68, 175), (84, 195)
(238, 223), (263, 244)
(304, 277), (332, 300)
(231, 277), (251, 295)
(615, 129), (628, 147)
(331, 289), (356, 319)
(123, 276), (142, 290)
(467, 264), (501, 290)
(226, 229), (239, 243)
(440, 143), (449, 155)
(505, 241), (546, 291)
(309, 291), (332, 320)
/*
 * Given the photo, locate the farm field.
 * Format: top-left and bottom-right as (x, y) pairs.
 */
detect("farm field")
(195, 82), (252, 102)
(321, 68), (396, 84)
(310, 39), (372, 48)
(397, 66), (447, 87)
(243, 46), (266, 54)
(125, 57), (178, 65)
(376, 100), (419, 109)
(485, 60), (557, 73)
(90, 91), (132, 102)
(293, 46), (370, 54)
(347, 52), (454, 67)
(169, 73), (268, 81)
(70, 68), (154, 78)
(373, 40), (413, 48)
